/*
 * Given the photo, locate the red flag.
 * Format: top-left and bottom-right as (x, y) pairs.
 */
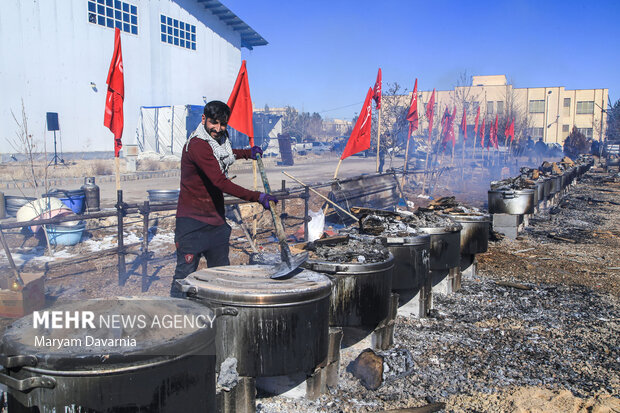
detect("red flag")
(104, 27), (124, 157)
(473, 106), (480, 139)
(227, 60), (254, 146)
(440, 108), (451, 144)
(406, 78), (419, 138)
(460, 107), (467, 141)
(449, 106), (457, 148)
(492, 114), (499, 149)
(440, 106), (457, 150)
(506, 118), (515, 142)
(426, 89), (436, 142)
(372, 68), (382, 109)
(340, 88), (373, 160)
(480, 118), (486, 148)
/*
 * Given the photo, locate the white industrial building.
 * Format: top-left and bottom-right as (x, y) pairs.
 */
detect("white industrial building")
(0, 0), (266, 155)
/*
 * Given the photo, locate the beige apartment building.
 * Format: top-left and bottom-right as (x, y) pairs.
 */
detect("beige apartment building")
(402, 75), (607, 144)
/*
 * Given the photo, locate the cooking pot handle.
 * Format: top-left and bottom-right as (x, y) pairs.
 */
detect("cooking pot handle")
(502, 191), (516, 199)
(0, 354), (37, 368)
(214, 307), (239, 317)
(304, 262), (340, 274)
(175, 279), (196, 295)
(0, 370), (56, 391)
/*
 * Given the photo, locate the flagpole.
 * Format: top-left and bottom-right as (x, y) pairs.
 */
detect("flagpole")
(461, 134), (465, 181)
(115, 157), (120, 191)
(376, 106), (382, 172)
(333, 159), (343, 179)
(252, 160), (258, 236)
(402, 135), (411, 189)
(422, 145), (430, 194)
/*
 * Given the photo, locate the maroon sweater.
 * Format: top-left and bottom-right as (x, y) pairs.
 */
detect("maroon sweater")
(176, 138), (260, 226)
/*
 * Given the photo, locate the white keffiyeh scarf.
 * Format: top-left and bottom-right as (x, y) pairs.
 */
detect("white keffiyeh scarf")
(186, 123), (236, 176)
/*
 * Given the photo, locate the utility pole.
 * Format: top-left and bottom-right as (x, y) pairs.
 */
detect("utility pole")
(543, 90), (552, 143)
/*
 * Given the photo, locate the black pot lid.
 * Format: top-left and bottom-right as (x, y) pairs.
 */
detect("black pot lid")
(1, 297), (215, 372)
(184, 265), (332, 306)
(304, 253), (394, 275)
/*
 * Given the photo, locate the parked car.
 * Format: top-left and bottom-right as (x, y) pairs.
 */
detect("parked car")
(308, 142), (330, 155)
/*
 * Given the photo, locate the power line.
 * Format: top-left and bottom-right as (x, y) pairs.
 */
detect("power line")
(318, 101), (364, 114)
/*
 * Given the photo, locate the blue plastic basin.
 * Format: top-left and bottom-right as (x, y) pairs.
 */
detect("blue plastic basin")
(42, 190), (85, 214)
(58, 195), (85, 214)
(45, 221), (86, 246)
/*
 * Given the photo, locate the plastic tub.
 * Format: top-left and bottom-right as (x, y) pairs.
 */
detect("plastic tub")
(45, 221), (86, 246)
(42, 190), (85, 214)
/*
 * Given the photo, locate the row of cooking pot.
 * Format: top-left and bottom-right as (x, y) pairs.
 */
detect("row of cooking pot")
(488, 160), (592, 215)
(178, 212), (491, 379)
(0, 215), (490, 412)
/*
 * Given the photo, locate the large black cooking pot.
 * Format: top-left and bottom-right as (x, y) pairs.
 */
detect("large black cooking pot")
(0, 298), (216, 412)
(179, 265), (332, 377)
(419, 227), (461, 270)
(568, 166), (577, 184)
(488, 189), (535, 215)
(534, 180), (545, 204)
(304, 254), (394, 327)
(560, 171), (568, 190)
(383, 235), (430, 291)
(542, 177), (552, 200)
(549, 175), (561, 195)
(447, 214), (490, 255)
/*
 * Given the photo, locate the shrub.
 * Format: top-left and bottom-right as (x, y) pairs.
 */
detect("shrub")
(563, 127), (590, 159)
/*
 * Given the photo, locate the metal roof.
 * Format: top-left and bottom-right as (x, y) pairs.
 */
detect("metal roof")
(196, 0), (268, 50)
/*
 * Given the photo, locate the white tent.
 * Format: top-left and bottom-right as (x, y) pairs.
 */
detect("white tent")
(137, 105), (203, 155)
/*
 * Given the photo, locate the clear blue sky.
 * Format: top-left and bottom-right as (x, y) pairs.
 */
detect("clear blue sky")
(224, 0), (619, 121)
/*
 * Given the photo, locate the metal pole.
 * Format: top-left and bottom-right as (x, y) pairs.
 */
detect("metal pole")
(281, 179), (287, 222)
(117, 190), (126, 286)
(376, 107), (382, 172)
(0, 228), (24, 286)
(304, 186), (310, 242)
(141, 200), (149, 292)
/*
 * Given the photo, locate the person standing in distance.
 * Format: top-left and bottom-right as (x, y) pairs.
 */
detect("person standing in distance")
(171, 100), (276, 297)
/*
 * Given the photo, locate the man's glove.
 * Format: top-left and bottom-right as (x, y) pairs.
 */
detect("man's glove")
(251, 146), (263, 160)
(258, 193), (278, 210)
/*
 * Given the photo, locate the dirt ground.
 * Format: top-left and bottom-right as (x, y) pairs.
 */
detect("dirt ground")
(0, 165), (618, 412)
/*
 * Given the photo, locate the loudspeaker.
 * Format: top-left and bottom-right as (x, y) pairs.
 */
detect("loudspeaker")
(46, 112), (59, 131)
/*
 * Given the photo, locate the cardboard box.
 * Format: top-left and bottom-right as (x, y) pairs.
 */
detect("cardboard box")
(0, 273), (45, 318)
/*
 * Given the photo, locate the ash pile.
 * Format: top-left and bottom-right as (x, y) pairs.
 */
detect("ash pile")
(491, 157), (577, 190)
(304, 234), (390, 264)
(418, 196), (485, 215)
(257, 275), (619, 413)
(348, 207), (461, 237)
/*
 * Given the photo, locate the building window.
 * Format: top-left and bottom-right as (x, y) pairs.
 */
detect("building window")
(563, 98), (571, 116)
(529, 100), (545, 113)
(576, 101), (594, 114)
(496, 101), (504, 115)
(577, 128), (593, 139)
(160, 15), (196, 50)
(562, 125), (569, 133)
(529, 127), (544, 138)
(486, 101), (494, 115)
(88, 0), (138, 35)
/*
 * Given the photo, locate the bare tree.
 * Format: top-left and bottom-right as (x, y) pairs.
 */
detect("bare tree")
(7, 99), (39, 188)
(376, 82), (413, 165)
